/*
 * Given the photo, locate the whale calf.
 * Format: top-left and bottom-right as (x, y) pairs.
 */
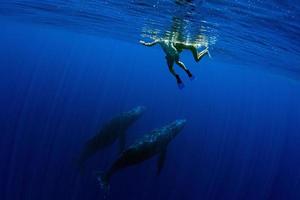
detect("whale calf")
(97, 119), (186, 189)
(77, 106), (146, 170)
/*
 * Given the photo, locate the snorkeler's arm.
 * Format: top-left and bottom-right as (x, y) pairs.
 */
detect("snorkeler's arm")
(140, 40), (159, 47)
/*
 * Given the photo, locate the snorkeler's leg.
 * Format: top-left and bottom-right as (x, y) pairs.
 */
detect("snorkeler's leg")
(186, 45), (201, 62)
(182, 44), (208, 62)
(167, 57), (184, 88)
(167, 59), (181, 82)
(176, 43), (200, 62)
(175, 60), (188, 71)
(175, 60), (194, 79)
(196, 48), (209, 62)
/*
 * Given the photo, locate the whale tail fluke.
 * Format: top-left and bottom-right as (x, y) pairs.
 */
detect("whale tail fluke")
(96, 171), (110, 191)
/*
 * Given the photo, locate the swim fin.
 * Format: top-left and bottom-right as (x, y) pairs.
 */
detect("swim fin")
(175, 75), (184, 89)
(189, 75), (195, 81)
(177, 82), (185, 89)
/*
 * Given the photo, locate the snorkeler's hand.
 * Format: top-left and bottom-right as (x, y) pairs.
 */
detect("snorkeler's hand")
(139, 40), (158, 47)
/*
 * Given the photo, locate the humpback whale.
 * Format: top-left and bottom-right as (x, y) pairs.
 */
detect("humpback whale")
(77, 106), (146, 170)
(97, 119), (186, 189)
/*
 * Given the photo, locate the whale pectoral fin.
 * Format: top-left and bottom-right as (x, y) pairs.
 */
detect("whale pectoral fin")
(119, 133), (126, 153)
(157, 148), (167, 175)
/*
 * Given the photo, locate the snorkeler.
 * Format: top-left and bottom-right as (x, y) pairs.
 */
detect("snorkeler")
(140, 39), (209, 88)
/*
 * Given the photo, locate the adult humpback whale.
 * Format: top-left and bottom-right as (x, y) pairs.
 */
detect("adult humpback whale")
(77, 106), (146, 170)
(97, 119), (186, 189)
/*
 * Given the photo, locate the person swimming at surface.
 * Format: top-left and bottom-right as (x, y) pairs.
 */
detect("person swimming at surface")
(140, 39), (209, 88)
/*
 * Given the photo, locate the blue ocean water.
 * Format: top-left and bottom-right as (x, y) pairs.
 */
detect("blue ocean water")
(0, 0), (300, 200)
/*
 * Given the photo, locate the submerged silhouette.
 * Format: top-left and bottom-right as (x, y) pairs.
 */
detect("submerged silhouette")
(77, 106), (146, 171)
(97, 119), (186, 190)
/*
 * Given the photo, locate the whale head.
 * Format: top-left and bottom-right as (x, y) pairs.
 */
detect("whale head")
(131, 106), (146, 117)
(168, 119), (186, 138)
(125, 106), (146, 123)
